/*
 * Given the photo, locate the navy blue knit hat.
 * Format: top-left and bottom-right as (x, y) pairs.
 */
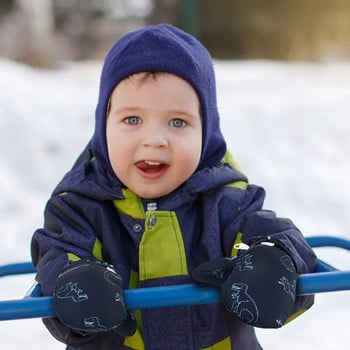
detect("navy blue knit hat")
(91, 24), (226, 174)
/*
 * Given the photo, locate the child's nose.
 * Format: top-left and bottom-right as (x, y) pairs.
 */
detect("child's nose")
(142, 133), (168, 149)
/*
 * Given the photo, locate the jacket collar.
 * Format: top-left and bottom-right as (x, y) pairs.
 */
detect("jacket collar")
(53, 144), (247, 209)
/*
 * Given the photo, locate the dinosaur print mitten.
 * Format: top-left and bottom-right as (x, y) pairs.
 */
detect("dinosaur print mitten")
(192, 241), (298, 328)
(53, 259), (136, 336)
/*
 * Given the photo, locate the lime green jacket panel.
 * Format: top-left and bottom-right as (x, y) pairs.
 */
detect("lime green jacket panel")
(139, 211), (188, 280)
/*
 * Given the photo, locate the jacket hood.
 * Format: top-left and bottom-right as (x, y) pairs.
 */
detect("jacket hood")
(91, 24), (226, 175)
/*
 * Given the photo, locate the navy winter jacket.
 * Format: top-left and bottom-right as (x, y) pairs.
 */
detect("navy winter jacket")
(31, 24), (317, 349)
(31, 144), (316, 350)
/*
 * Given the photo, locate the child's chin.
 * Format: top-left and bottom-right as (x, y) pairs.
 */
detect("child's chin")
(135, 188), (170, 200)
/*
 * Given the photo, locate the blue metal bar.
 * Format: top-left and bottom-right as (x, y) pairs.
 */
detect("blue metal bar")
(1, 270), (350, 321)
(0, 262), (35, 277)
(0, 297), (54, 320)
(124, 284), (221, 310)
(297, 271), (350, 295)
(306, 235), (350, 251)
(1, 235), (350, 321)
(315, 259), (337, 272)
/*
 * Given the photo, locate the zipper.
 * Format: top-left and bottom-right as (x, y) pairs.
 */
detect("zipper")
(145, 201), (157, 229)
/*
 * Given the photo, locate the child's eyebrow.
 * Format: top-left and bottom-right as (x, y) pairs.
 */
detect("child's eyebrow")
(167, 108), (201, 119)
(110, 106), (141, 115)
(111, 106), (201, 120)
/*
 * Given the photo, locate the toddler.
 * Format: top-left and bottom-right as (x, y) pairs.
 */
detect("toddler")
(31, 24), (317, 350)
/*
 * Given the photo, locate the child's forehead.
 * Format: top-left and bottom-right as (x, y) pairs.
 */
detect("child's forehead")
(126, 71), (169, 83)
(112, 71), (199, 98)
(107, 71), (201, 117)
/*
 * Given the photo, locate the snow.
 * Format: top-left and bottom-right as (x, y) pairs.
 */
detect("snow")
(1, 57), (350, 348)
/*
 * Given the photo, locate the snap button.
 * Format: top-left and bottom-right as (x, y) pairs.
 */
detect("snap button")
(132, 224), (142, 233)
(148, 215), (157, 228)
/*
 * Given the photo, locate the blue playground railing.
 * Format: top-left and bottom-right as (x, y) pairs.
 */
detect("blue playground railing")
(0, 235), (350, 321)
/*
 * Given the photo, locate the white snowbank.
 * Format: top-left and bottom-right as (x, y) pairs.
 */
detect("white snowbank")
(1, 58), (350, 349)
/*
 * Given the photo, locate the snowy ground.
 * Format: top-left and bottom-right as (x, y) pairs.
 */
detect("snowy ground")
(0, 58), (350, 349)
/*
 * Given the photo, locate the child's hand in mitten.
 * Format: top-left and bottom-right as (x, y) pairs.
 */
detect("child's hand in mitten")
(53, 259), (136, 336)
(192, 241), (298, 328)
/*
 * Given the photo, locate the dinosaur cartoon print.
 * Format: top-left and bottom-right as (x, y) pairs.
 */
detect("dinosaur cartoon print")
(55, 282), (88, 303)
(233, 254), (254, 272)
(229, 282), (259, 325)
(278, 276), (297, 301)
(280, 255), (296, 273)
(83, 316), (107, 331)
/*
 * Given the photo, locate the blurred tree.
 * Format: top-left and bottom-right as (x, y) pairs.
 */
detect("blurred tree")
(148, 0), (199, 38)
(149, 0), (182, 27)
(0, 0), (56, 67)
(181, 0), (199, 38)
(0, 0), (15, 17)
(198, 0), (350, 61)
(1, 0), (350, 66)
(50, 0), (151, 60)
(0, 0), (151, 66)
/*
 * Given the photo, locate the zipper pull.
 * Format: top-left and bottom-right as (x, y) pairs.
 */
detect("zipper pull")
(233, 242), (250, 251)
(146, 202), (157, 211)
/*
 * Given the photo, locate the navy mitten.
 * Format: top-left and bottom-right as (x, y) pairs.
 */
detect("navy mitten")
(192, 241), (298, 328)
(53, 259), (136, 336)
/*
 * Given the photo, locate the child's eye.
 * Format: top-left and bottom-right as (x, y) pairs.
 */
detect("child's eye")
(169, 118), (187, 128)
(124, 116), (141, 125)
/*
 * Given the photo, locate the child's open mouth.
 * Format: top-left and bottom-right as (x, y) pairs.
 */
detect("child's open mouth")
(135, 160), (169, 178)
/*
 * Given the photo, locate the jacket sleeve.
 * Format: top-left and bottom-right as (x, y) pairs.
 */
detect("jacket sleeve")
(223, 184), (317, 319)
(31, 192), (103, 346)
(31, 191), (102, 295)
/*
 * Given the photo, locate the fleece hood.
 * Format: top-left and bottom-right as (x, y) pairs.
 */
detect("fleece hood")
(91, 24), (226, 175)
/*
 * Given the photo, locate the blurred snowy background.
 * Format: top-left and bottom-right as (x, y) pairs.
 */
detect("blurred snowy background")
(1, 1), (350, 349)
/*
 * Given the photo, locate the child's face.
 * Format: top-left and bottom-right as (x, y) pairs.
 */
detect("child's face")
(106, 72), (202, 199)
